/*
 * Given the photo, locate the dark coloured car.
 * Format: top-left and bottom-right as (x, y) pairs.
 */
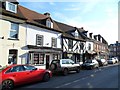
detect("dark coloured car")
(97, 59), (108, 66)
(0, 64), (52, 90)
(49, 59), (81, 76)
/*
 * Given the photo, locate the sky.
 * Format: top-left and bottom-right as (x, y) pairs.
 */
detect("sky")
(18, 0), (119, 45)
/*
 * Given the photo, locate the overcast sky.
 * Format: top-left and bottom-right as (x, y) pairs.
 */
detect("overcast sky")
(19, 0), (119, 45)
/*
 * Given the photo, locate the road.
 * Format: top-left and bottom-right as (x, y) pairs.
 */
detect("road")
(15, 64), (119, 89)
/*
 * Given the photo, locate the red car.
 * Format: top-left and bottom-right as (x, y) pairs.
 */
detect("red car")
(0, 64), (52, 90)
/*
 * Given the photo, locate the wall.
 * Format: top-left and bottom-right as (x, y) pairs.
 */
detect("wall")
(0, 18), (27, 66)
(26, 25), (61, 48)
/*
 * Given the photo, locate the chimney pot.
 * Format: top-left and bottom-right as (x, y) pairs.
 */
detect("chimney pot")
(44, 12), (50, 17)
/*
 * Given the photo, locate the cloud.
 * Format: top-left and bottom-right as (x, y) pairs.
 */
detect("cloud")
(82, 0), (102, 14)
(53, 11), (118, 44)
(64, 7), (81, 11)
(64, 4), (81, 11)
(49, 2), (56, 5)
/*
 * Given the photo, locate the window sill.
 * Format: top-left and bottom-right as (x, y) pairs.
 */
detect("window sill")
(8, 38), (19, 41)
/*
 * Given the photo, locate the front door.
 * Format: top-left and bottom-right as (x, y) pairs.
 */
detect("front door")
(46, 55), (50, 69)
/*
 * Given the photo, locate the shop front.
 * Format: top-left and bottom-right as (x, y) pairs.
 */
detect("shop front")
(27, 46), (62, 69)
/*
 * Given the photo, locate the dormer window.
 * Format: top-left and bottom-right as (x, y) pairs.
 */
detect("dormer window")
(46, 20), (53, 28)
(6, 1), (17, 13)
(75, 30), (79, 37)
(72, 30), (79, 37)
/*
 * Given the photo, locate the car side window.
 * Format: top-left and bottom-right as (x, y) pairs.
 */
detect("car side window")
(62, 60), (70, 64)
(23, 65), (36, 71)
(5, 66), (25, 73)
(69, 60), (74, 64)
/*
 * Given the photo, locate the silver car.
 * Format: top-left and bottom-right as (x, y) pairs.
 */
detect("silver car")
(82, 59), (99, 69)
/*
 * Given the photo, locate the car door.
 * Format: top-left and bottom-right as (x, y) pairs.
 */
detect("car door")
(5, 65), (29, 85)
(23, 65), (43, 82)
(69, 60), (76, 71)
(93, 60), (98, 68)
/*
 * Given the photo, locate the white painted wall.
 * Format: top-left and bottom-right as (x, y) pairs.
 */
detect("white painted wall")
(0, 19), (27, 66)
(27, 25), (61, 48)
(86, 41), (94, 51)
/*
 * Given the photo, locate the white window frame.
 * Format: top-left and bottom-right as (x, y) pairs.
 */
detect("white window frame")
(6, 1), (17, 13)
(51, 37), (57, 48)
(9, 22), (19, 39)
(46, 20), (53, 28)
(36, 34), (43, 46)
(75, 30), (79, 37)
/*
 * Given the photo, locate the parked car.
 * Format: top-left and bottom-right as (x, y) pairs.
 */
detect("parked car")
(114, 57), (119, 63)
(97, 59), (108, 66)
(49, 59), (81, 76)
(81, 59), (99, 70)
(0, 64), (52, 90)
(107, 58), (116, 64)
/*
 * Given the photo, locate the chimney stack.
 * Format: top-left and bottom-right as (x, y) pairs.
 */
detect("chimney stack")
(44, 12), (50, 17)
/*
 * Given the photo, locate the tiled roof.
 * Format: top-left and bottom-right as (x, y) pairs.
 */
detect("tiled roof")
(19, 5), (62, 33)
(54, 21), (86, 41)
(0, 2), (26, 20)
(55, 21), (75, 32)
(2, 0), (19, 4)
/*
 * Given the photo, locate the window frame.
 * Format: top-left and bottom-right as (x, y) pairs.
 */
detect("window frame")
(6, 1), (17, 13)
(68, 39), (73, 49)
(5, 65), (25, 74)
(46, 20), (53, 28)
(9, 22), (19, 39)
(36, 34), (44, 46)
(51, 37), (57, 48)
(33, 53), (44, 65)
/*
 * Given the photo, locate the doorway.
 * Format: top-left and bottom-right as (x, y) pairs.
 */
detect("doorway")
(8, 49), (18, 64)
(46, 55), (50, 69)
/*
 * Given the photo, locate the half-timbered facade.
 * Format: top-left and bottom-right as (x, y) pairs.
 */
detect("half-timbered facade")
(56, 22), (86, 64)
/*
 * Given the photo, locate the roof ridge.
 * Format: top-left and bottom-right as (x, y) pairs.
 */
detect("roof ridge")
(54, 20), (75, 28)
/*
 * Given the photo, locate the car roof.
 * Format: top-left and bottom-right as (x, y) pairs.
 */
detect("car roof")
(3, 64), (33, 70)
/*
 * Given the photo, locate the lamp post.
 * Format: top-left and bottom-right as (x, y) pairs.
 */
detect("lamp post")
(116, 41), (118, 58)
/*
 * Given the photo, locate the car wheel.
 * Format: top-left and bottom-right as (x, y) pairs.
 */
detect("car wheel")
(2, 80), (14, 90)
(90, 66), (94, 70)
(43, 73), (50, 82)
(63, 69), (68, 76)
(76, 67), (80, 73)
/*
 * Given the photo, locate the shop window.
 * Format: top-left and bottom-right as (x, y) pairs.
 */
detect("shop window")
(33, 53), (44, 64)
(53, 54), (58, 60)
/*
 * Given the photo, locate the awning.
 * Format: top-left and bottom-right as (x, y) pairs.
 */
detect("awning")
(27, 45), (62, 53)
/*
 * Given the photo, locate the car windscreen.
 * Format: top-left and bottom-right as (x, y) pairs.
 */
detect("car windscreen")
(51, 60), (60, 64)
(85, 60), (92, 63)
(109, 58), (112, 60)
